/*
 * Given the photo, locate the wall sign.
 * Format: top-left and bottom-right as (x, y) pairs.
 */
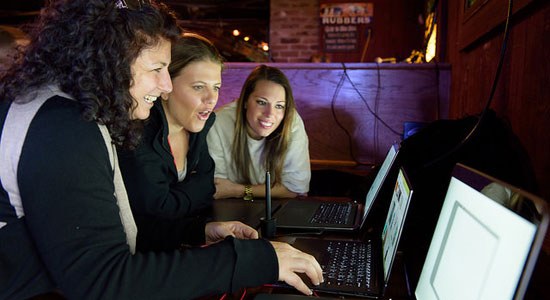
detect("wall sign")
(320, 2), (373, 53)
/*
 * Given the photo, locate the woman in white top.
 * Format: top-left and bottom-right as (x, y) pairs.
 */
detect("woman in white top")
(207, 65), (310, 199)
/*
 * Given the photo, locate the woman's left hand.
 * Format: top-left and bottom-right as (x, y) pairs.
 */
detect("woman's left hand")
(205, 221), (259, 244)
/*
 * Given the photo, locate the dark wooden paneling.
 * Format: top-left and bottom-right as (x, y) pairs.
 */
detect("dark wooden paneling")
(446, 0), (550, 257)
(447, 0), (550, 202)
(219, 62), (450, 165)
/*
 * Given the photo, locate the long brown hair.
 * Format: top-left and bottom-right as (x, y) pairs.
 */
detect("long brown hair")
(232, 65), (296, 186)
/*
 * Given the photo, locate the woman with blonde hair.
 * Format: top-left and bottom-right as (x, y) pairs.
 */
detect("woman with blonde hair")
(118, 32), (225, 251)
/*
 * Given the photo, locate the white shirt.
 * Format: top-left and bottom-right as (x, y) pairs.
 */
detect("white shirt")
(207, 101), (310, 194)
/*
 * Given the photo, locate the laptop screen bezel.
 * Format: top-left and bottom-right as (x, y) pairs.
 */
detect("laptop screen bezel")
(360, 143), (400, 229)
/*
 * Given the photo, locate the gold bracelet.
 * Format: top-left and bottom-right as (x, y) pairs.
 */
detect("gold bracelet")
(243, 185), (254, 201)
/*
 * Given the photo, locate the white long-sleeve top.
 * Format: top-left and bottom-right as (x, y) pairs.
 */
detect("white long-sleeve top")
(207, 101), (311, 194)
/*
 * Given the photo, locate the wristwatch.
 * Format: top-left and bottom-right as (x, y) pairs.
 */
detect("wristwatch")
(243, 185), (254, 201)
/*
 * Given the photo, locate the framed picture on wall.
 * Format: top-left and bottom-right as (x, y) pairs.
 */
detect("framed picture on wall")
(463, 0), (489, 21)
(459, 0), (533, 49)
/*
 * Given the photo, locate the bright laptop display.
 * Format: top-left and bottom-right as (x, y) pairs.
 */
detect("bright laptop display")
(415, 164), (549, 300)
(381, 167), (413, 281)
(287, 167), (413, 298)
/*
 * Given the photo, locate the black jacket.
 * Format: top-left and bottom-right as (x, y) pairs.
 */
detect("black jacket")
(118, 101), (216, 250)
(0, 95), (278, 300)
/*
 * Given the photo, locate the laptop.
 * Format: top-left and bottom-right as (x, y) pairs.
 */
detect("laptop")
(275, 144), (399, 232)
(286, 167), (414, 298)
(209, 198), (282, 229)
(254, 294), (334, 300)
(414, 163), (549, 300)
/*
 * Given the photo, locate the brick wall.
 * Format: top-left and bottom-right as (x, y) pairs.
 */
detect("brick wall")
(269, 0), (320, 63)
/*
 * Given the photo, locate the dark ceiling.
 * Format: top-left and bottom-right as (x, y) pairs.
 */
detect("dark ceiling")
(165, 0), (269, 41)
(165, 0), (270, 61)
(0, 0), (270, 61)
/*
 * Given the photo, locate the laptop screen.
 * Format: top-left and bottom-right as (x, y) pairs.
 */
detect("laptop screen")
(381, 167), (413, 281)
(415, 164), (549, 300)
(362, 144), (398, 223)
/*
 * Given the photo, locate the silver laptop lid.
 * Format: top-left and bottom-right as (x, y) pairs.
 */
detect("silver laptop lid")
(415, 163), (549, 300)
(360, 143), (399, 228)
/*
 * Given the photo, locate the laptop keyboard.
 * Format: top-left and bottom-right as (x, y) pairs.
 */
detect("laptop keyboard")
(310, 202), (352, 224)
(322, 240), (373, 289)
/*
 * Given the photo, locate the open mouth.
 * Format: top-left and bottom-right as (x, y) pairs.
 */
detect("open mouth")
(198, 110), (211, 120)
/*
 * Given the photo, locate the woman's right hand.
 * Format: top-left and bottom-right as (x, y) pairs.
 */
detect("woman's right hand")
(269, 241), (324, 295)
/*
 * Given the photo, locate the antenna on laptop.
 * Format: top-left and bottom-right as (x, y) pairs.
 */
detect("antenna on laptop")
(261, 170), (276, 238)
(265, 171), (271, 219)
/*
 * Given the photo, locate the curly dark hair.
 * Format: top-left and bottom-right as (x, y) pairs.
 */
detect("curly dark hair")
(0, 0), (180, 149)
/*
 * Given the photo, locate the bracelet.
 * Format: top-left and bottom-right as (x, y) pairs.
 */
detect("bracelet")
(243, 185), (254, 201)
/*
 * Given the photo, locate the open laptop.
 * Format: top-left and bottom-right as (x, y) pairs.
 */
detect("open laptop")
(209, 198), (283, 229)
(275, 144), (399, 232)
(414, 163), (549, 300)
(286, 167), (414, 298)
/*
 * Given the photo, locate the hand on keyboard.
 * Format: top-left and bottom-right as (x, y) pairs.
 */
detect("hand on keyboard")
(270, 241), (324, 295)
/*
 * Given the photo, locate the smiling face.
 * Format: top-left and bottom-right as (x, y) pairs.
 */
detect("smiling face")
(129, 38), (173, 120)
(245, 79), (286, 140)
(163, 59), (222, 133)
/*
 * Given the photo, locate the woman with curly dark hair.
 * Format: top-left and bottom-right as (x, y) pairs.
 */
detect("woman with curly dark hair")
(0, 0), (322, 299)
